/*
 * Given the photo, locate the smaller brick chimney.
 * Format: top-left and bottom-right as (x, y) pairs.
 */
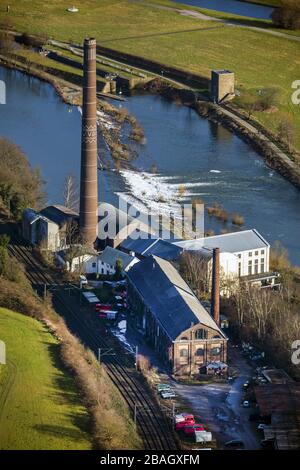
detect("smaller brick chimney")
(211, 247), (220, 326)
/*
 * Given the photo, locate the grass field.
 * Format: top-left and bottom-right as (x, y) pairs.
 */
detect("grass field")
(0, 0), (299, 147)
(0, 308), (92, 450)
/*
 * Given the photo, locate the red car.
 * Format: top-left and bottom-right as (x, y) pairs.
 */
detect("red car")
(95, 304), (112, 312)
(183, 424), (205, 436)
(175, 418), (195, 432)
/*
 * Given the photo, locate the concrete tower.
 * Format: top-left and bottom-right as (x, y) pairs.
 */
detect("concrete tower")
(79, 37), (98, 246)
(211, 247), (220, 326)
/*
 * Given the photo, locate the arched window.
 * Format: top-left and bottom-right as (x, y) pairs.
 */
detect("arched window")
(180, 337), (188, 341)
(195, 328), (208, 340)
(195, 348), (204, 357)
(180, 348), (188, 358)
(213, 335), (221, 339)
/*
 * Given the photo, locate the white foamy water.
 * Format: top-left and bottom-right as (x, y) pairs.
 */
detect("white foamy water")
(77, 106), (116, 130)
(118, 170), (206, 219)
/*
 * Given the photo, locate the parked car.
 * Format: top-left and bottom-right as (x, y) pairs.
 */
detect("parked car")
(175, 419), (195, 431)
(183, 424), (204, 436)
(174, 413), (194, 424)
(79, 275), (88, 286)
(156, 383), (171, 393)
(261, 439), (275, 449)
(257, 423), (267, 431)
(95, 304), (112, 312)
(160, 390), (176, 399)
(224, 439), (245, 448)
(242, 400), (250, 408)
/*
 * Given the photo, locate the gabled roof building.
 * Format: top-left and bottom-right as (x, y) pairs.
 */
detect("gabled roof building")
(127, 255), (227, 375)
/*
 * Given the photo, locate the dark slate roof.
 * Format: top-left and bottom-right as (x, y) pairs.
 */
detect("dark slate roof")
(99, 246), (136, 269)
(40, 205), (79, 228)
(120, 232), (156, 254)
(121, 236), (183, 261)
(127, 255), (225, 341)
(144, 239), (184, 261)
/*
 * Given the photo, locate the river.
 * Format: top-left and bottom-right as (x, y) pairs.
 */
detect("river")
(172, 0), (273, 19)
(1, 67), (300, 265)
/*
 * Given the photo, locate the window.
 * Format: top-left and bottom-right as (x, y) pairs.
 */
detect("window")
(181, 337), (188, 341)
(261, 249), (265, 255)
(248, 260), (252, 275)
(261, 261), (265, 273)
(195, 328), (208, 340)
(180, 349), (188, 358)
(248, 251), (252, 257)
(211, 347), (221, 356)
(195, 348), (204, 357)
(92, 262), (96, 268)
(237, 254), (241, 259)
(255, 250), (259, 256)
(238, 262), (241, 277)
(254, 259), (259, 274)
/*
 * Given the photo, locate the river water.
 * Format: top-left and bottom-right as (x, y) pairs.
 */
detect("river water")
(1, 67), (300, 264)
(172, 0), (273, 19)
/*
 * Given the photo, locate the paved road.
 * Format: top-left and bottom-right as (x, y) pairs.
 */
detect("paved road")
(172, 346), (261, 449)
(135, 1), (300, 42)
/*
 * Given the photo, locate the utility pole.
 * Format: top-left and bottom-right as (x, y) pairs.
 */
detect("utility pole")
(98, 348), (101, 364)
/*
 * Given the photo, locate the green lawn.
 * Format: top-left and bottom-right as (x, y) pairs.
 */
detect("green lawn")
(0, 308), (92, 450)
(0, 0), (299, 147)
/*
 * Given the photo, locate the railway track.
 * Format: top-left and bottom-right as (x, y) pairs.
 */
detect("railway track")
(8, 241), (177, 450)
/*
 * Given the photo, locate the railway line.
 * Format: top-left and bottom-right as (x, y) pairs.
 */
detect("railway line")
(8, 241), (177, 451)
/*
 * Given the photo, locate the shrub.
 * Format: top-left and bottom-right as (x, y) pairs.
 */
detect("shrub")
(16, 32), (48, 48)
(231, 213), (244, 226)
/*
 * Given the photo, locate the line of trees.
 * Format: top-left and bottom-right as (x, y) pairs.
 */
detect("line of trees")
(0, 138), (45, 218)
(272, 0), (300, 30)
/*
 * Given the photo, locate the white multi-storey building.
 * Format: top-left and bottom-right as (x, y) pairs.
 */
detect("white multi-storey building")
(174, 229), (278, 288)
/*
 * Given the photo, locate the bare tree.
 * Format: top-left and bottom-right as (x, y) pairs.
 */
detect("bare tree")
(63, 174), (79, 211)
(277, 116), (295, 151)
(179, 251), (209, 299)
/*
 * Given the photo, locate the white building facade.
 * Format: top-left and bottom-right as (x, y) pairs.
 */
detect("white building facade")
(174, 229), (276, 288)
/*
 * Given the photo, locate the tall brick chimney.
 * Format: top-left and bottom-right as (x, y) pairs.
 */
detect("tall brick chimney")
(211, 247), (220, 326)
(79, 37), (98, 246)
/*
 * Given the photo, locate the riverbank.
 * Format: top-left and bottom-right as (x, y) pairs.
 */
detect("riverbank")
(2, 47), (300, 193)
(2, 0), (299, 146)
(0, 51), (144, 167)
(135, 78), (300, 190)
